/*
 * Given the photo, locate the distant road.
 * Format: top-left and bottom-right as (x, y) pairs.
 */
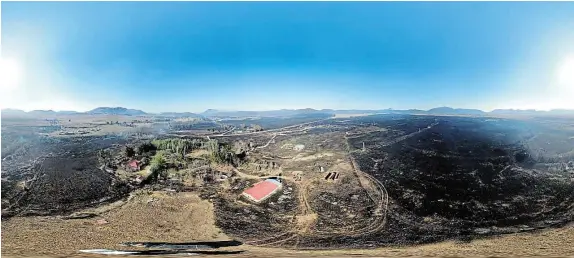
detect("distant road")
(255, 133), (278, 149)
(208, 117), (332, 138)
(347, 121), (439, 153)
(164, 117), (329, 139)
(379, 121), (439, 147)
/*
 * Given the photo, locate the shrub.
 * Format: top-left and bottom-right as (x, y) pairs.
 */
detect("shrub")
(124, 146), (135, 157)
(136, 142), (156, 155)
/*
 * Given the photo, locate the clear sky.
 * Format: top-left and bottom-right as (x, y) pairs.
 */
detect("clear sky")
(1, 2), (574, 113)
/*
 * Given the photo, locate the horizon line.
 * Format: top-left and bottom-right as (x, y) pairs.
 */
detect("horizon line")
(3, 106), (574, 114)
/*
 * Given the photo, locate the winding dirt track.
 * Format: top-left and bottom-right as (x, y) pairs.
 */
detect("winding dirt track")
(242, 122), (395, 247)
(246, 149), (389, 247)
(350, 162), (389, 236)
(337, 123), (440, 236)
(255, 133), (278, 149)
(331, 155), (388, 237)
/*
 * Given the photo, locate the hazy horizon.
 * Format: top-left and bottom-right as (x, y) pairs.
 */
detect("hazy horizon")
(1, 2), (574, 113)
(5, 105), (574, 115)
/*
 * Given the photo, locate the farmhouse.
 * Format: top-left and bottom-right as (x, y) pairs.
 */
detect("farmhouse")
(128, 160), (141, 171)
(242, 178), (282, 203)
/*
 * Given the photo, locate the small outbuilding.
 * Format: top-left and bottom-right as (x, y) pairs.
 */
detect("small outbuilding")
(242, 178), (282, 203)
(128, 160), (141, 171)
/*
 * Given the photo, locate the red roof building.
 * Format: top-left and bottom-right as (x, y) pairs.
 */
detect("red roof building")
(128, 160), (140, 171)
(242, 179), (282, 203)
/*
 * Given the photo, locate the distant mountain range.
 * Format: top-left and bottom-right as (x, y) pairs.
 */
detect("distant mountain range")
(158, 112), (202, 118)
(87, 107), (147, 116)
(200, 107), (574, 118)
(427, 107), (485, 115)
(3, 106), (574, 119)
(1, 107), (149, 118)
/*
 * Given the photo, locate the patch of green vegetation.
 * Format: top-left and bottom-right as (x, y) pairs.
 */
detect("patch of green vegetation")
(205, 139), (239, 165)
(149, 151), (168, 181)
(152, 138), (202, 157)
(138, 138), (246, 183)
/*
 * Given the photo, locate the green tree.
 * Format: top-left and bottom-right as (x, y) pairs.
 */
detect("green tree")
(136, 142), (155, 155)
(206, 139), (219, 154)
(151, 151), (166, 167)
(252, 124), (263, 131)
(150, 151), (167, 181)
(124, 146), (135, 157)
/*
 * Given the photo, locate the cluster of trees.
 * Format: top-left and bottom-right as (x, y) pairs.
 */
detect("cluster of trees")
(236, 124), (264, 131)
(151, 138), (203, 157)
(169, 121), (217, 131)
(205, 139), (238, 165)
(136, 142), (155, 155)
(146, 139), (239, 181)
(106, 120), (152, 126)
(149, 138), (241, 166)
(149, 138), (231, 163)
(123, 142), (157, 157)
(206, 125), (233, 133)
(106, 121), (136, 127)
(251, 124), (264, 132)
(121, 137), (248, 183)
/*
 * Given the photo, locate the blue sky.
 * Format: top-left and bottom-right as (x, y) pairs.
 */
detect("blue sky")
(2, 2), (574, 112)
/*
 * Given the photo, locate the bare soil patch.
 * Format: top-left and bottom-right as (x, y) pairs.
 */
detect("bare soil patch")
(1, 191), (229, 256)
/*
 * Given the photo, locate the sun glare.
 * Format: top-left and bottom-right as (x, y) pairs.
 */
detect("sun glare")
(557, 56), (574, 89)
(0, 58), (23, 93)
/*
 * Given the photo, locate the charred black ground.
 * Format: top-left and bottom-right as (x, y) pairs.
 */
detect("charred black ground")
(341, 115), (574, 246)
(2, 125), (130, 217)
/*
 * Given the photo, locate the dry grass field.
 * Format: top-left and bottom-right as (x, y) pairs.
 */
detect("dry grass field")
(1, 191), (229, 256)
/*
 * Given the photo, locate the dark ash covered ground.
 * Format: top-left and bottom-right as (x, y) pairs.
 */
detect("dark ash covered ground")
(336, 115), (574, 247)
(1, 125), (130, 218)
(213, 115), (574, 249)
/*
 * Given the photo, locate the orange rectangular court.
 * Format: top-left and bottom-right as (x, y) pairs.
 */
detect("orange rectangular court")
(242, 178), (282, 203)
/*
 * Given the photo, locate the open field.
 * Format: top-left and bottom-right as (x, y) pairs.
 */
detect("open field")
(1, 191), (230, 256)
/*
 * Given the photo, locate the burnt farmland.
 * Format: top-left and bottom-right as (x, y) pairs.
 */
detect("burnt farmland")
(2, 113), (574, 250)
(349, 116), (574, 241)
(197, 115), (574, 249)
(1, 130), (130, 218)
